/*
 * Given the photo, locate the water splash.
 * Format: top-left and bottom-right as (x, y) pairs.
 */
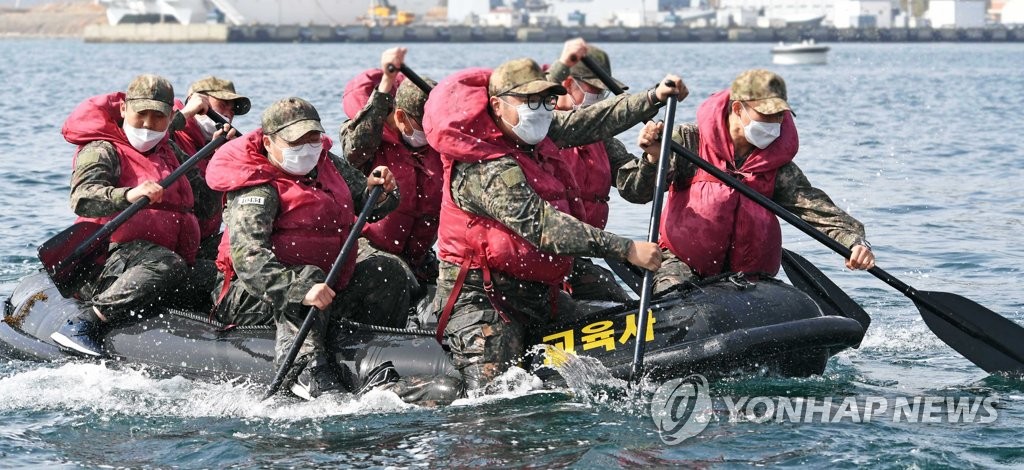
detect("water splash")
(0, 361), (415, 420)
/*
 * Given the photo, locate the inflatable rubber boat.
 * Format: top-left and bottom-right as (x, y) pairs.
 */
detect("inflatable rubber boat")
(2, 251), (867, 401)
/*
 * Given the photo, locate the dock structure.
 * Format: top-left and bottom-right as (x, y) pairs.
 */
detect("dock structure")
(82, 24), (1024, 43)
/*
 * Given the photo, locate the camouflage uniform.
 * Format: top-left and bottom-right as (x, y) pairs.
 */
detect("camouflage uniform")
(70, 75), (219, 323)
(168, 76), (251, 261)
(212, 98), (404, 371)
(545, 47), (649, 303)
(436, 59), (664, 390)
(624, 71), (869, 293)
(339, 77), (440, 304)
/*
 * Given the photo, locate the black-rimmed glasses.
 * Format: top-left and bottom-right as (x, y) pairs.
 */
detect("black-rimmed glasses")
(500, 93), (558, 111)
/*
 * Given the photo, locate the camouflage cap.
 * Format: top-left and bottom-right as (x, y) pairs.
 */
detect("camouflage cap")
(188, 76), (251, 116)
(261, 97), (326, 143)
(395, 77), (436, 119)
(568, 46), (627, 91)
(125, 74), (174, 116)
(489, 58), (567, 97)
(730, 69), (791, 115)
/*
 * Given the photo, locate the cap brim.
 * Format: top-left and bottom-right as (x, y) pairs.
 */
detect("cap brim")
(276, 119), (326, 143)
(751, 97), (791, 115)
(127, 99), (172, 116)
(203, 91), (251, 116)
(507, 80), (567, 96)
(232, 97), (251, 116)
(579, 76), (628, 91)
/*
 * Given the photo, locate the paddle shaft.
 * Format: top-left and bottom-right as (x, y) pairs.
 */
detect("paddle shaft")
(263, 183), (386, 400)
(630, 95), (677, 384)
(384, 64), (434, 94)
(50, 134), (227, 275)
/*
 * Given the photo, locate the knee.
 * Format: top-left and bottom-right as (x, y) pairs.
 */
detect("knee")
(364, 256), (411, 292)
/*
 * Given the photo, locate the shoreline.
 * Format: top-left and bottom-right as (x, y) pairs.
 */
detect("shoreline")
(1, 3), (1022, 43)
(81, 24), (1024, 43)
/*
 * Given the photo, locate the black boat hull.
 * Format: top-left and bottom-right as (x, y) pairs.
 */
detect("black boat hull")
(2, 271), (865, 395)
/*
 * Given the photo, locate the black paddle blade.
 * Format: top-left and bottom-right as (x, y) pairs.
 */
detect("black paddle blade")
(37, 221), (107, 298)
(913, 290), (1024, 375)
(781, 249), (871, 333)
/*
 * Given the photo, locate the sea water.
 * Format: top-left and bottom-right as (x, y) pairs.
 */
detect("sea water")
(0, 39), (1022, 467)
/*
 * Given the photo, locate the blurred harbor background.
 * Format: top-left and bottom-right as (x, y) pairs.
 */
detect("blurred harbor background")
(1, 0), (1023, 42)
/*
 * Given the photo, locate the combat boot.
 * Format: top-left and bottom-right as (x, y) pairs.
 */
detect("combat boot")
(50, 314), (104, 357)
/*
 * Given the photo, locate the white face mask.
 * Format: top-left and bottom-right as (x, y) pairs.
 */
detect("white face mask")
(570, 79), (607, 110)
(741, 105), (782, 150)
(501, 99), (553, 145)
(276, 140), (323, 175)
(401, 117), (429, 148)
(122, 122), (167, 153)
(195, 114), (218, 140)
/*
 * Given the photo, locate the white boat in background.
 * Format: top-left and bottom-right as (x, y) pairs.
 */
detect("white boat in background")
(771, 39), (830, 65)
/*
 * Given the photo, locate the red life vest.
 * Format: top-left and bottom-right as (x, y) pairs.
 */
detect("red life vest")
(171, 99), (223, 241)
(206, 130), (357, 290)
(423, 68), (583, 285)
(62, 92), (200, 264)
(560, 141), (612, 229)
(660, 89), (799, 277)
(342, 69), (443, 264)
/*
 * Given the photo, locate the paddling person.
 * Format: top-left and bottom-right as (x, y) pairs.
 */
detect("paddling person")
(635, 69), (875, 293)
(170, 76), (250, 259)
(340, 47), (442, 315)
(206, 97), (409, 397)
(423, 56), (686, 391)
(546, 42), (681, 303)
(52, 74), (220, 357)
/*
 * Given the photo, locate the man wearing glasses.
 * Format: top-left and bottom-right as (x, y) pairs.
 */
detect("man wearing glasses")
(422, 48), (687, 392)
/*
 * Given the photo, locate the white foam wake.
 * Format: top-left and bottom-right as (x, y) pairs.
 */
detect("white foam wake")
(0, 361), (416, 420)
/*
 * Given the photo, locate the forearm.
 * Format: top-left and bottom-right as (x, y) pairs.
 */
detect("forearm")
(623, 123), (699, 203)
(454, 158), (632, 260)
(170, 140), (220, 219)
(330, 152), (399, 221)
(549, 92), (658, 148)
(226, 187), (323, 311)
(605, 137), (655, 203)
(340, 90), (392, 170)
(774, 163), (867, 248)
(69, 142), (130, 217)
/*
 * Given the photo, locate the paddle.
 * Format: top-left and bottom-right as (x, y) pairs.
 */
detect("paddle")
(383, 63), (435, 94)
(38, 133), (229, 298)
(781, 248), (871, 333)
(629, 89), (677, 384)
(263, 179), (386, 400)
(581, 57), (1024, 375)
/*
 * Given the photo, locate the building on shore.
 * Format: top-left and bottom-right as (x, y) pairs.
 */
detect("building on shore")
(1003, 0), (1024, 24)
(926, 0), (987, 27)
